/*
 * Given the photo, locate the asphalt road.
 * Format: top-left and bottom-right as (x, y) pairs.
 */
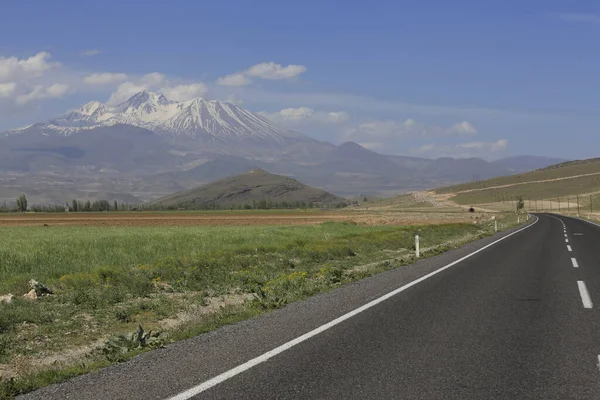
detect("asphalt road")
(20, 213), (600, 400)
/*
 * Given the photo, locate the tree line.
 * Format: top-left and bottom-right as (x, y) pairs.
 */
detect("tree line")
(0, 194), (352, 213)
(140, 199), (350, 211)
(0, 194), (136, 213)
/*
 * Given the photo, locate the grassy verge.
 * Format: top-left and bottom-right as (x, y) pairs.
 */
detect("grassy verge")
(0, 213), (525, 398)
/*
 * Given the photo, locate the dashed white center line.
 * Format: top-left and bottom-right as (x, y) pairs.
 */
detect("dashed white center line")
(578, 281), (593, 309)
(571, 258), (579, 268)
(566, 239), (569, 243)
(567, 245), (572, 252)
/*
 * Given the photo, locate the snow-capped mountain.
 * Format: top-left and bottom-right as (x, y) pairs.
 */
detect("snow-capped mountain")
(7, 91), (304, 143)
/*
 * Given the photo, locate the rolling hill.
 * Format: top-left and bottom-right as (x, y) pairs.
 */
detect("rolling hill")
(153, 169), (347, 209)
(435, 158), (600, 206)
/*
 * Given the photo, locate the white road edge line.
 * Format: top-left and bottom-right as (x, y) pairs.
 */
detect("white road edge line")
(571, 258), (579, 268)
(567, 245), (572, 252)
(578, 281), (593, 309)
(165, 217), (540, 400)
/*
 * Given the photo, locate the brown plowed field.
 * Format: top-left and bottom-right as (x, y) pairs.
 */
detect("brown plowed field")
(0, 210), (486, 227)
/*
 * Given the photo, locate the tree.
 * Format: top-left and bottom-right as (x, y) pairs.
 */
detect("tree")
(84, 200), (91, 212)
(114, 200), (118, 212)
(72, 199), (78, 212)
(257, 199), (268, 210)
(516, 196), (525, 212)
(16, 194), (27, 212)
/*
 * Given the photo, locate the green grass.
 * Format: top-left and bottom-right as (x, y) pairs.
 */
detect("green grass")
(0, 216), (524, 398)
(1, 223), (419, 293)
(436, 158), (600, 195)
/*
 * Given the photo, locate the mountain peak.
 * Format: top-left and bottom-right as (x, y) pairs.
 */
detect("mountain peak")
(337, 141), (377, 155)
(77, 101), (105, 116)
(9, 91), (307, 144)
(119, 91), (173, 111)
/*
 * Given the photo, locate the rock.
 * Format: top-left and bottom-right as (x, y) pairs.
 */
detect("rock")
(23, 289), (38, 301)
(29, 279), (53, 296)
(0, 294), (14, 304)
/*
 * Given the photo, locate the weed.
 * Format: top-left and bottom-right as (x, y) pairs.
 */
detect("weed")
(101, 325), (163, 362)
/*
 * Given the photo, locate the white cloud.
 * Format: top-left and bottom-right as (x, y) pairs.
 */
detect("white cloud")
(226, 87), (538, 120)
(0, 52), (60, 82)
(81, 49), (102, 56)
(223, 94), (244, 105)
(217, 73), (251, 87)
(246, 62), (307, 80)
(140, 72), (166, 86)
(16, 83), (71, 105)
(326, 111), (351, 124)
(456, 139), (507, 151)
(107, 81), (148, 105)
(265, 107), (314, 122)
(0, 82), (16, 97)
(161, 83), (208, 101)
(45, 83), (70, 97)
(106, 72), (207, 104)
(260, 107), (350, 126)
(341, 118), (477, 142)
(217, 62), (307, 86)
(83, 72), (128, 85)
(451, 121), (477, 134)
(411, 139), (508, 159)
(553, 13), (600, 23)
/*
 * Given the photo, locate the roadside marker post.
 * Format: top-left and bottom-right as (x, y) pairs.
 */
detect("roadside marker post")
(415, 235), (420, 258)
(495, 220), (498, 232)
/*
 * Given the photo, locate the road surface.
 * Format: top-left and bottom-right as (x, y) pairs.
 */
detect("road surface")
(20, 213), (600, 399)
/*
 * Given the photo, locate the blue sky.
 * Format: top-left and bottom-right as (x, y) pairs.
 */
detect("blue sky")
(1, 0), (599, 160)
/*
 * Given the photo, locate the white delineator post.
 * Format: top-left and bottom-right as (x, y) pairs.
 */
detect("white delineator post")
(415, 235), (420, 258)
(495, 220), (498, 232)
(518, 216), (520, 224)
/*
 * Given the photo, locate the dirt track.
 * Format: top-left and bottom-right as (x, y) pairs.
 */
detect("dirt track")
(0, 211), (485, 227)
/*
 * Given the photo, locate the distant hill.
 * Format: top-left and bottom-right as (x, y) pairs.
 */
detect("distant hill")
(0, 91), (569, 202)
(153, 169), (347, 209)
(435, 157), (600, 205)
(490, 156), (568, 173)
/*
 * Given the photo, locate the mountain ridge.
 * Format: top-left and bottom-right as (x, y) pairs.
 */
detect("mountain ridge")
(0, 92), (570, 204)
(6, 91), (305, 143)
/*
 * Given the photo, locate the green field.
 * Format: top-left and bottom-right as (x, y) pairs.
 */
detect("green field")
(436, 158), (600, 195)
(0, 215), (523, 398)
